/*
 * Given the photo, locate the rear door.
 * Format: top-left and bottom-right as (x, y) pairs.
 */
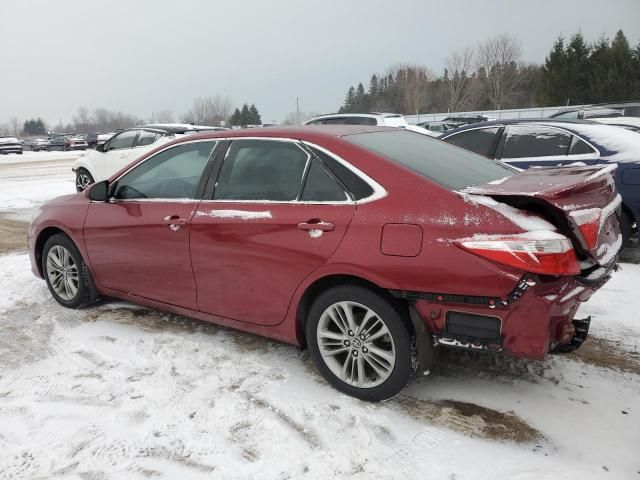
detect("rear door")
(443, 126), (503, 158)
(190, 139), (356, 326)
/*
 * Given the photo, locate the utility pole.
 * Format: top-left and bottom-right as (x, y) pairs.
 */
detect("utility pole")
(296, 97), (299, 125)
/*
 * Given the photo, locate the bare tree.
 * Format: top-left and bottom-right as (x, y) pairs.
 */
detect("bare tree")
(387, 65), (434, 115)
(9, 117), (21, 137)
(183, 96), (233, 126)
(150, 109), (175, 123)
(475, 33), (522, 110)
(281, 111), (320, 125)
(444, 46), (475, 112)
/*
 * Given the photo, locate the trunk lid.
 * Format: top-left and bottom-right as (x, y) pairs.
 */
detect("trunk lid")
(462, 164), (622, 266)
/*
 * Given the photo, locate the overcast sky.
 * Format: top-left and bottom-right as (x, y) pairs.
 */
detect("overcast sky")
(1, 0), (639, 126)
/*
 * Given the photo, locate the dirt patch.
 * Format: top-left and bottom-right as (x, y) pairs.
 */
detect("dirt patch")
(573, 336), (640, 376)
(0, 215), (28, 254)
(394, 395), (544, 444)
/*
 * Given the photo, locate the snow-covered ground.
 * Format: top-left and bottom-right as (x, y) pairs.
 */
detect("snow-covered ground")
(0, 152), (639, 479)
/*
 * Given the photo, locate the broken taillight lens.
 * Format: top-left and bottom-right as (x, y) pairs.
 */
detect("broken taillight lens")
(569, 208), (601, 250)
(455, 231), (580, 276)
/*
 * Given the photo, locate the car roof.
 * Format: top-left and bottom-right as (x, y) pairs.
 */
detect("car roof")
(439, 118), (640, 159)
(132, 124), (228, 134)
(440, 118), (598, 135)
(162, 125), (391, 145)
(304, 113), (403, 122)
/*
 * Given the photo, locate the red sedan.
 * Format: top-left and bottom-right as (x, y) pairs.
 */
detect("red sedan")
(28, 126), (622, 401)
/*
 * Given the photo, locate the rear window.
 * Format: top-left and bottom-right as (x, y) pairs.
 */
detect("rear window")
(346, 130), (512, 190)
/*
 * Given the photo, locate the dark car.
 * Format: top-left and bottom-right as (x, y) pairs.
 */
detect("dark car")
(47, 134), (88, 151)
(85, 133), (100, 149)
(29, 126), (620, 401)
(440, 119), (640, 244)
(415, 121), (459, 133)
(550, 101), (640, 120)
(22, 137), (51, 151)
(0, 136), (23, 154)
(440, 114), (493, 127)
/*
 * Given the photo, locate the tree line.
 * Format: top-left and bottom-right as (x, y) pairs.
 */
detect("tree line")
(1, 96), (263, 137)
(338, 30), (640, 116)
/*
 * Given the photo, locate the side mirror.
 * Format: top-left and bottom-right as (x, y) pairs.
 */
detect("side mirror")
(95, 143), (105, 152)
(88, 180), (110, 202)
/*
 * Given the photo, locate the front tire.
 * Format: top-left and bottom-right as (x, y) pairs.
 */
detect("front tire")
(42, 233), (98, 309)
(75, 169), (94, 192)
(306, 285), (412, 402)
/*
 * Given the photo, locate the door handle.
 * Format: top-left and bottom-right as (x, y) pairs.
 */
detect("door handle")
(297, 220), (335, 232)
(119, 153), (127, 158)
(163, 215), (188, 231)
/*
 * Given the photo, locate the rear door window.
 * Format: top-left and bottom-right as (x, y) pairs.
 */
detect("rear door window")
(444, 127), (501, 158)
(500, 125), (572, 159)
(214, 140), (309, 201)
(569, 135), (596, 155)
(300, 160), (348, 202)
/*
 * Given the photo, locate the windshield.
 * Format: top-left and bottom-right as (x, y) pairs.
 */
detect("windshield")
(345, 130), (513, 190)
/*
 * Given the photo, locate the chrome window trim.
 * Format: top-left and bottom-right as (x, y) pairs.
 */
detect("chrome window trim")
(302, 141), (387, 204)
(108, 138), (219, 202)
(107, 136), (386, 206)
(501, 124), (601, 160)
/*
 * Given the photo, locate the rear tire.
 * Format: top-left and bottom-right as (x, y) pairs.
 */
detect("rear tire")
(75, 169), (94, 192)
(305, 285), (412, 402)
(42, 233), (98, 309)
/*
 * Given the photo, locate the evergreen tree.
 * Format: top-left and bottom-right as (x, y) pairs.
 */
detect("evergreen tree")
(368, 74), (379, 97)
(249, 104), (261, 124)
(343, 86), (356, 112)
(229, 108), (241, 126)
(23, 118), (46, 135)
(240, 104), (251, 125)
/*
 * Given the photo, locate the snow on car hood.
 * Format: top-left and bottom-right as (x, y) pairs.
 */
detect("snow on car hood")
(0, 137), (19, 144)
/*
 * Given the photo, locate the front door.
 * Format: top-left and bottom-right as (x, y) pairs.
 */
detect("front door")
(190, 139), (356, 325)
(94, 129), (139, 180)
(84, 140), (218, 309)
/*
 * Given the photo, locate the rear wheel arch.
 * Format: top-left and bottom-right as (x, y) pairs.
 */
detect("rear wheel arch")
(620, 202), (637, 246)
(295, 274), (413, 348)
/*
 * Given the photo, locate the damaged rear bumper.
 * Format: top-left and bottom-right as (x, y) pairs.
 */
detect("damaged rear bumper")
(392, 260), (617, 360)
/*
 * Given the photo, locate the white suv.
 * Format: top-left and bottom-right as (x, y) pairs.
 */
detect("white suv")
(72, 124), (227, 191)
(304, 112), (410, 127)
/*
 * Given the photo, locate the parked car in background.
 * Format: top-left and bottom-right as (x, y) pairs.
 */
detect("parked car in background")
(98, 132), (117, 146)
(22, 137), (51, 151)
(304, 113), (409, 127)
(0, 136), (23, 155)
(29, 126), (621, 401)
(72, 123), (228, 191)
(415, 120), (459, 133)
(592, 117), (640, 133)
(47, 134), (86, 151)
(550, 102), (640, 120)
(85, 133), (99, 149)
(440, 119), (640, 245)
(440, 114), (494, 127)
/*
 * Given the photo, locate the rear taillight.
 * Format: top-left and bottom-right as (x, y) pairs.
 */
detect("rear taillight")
(455, 231), (580, 276)
(569, 208), (601, 250)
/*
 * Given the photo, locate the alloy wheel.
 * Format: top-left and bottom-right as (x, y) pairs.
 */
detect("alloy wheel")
(317, 301), (396, 388)
(76, 172), (93, 192)
(46, 245), (79, 301)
